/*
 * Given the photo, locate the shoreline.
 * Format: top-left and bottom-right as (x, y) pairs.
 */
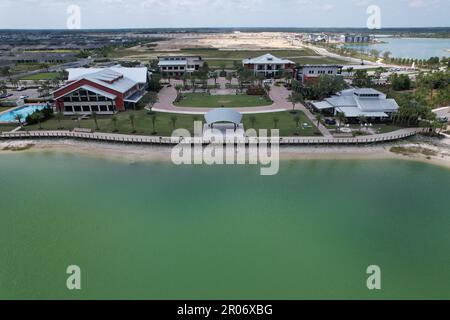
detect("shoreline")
(1, 138), (450, 169)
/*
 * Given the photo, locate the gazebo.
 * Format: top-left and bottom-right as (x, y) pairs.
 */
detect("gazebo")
(204, 108), (243, 132)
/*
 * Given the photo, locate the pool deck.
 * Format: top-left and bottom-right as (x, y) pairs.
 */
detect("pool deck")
(0, 103), (47, 125)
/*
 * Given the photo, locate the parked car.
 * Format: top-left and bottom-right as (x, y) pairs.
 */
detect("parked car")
(324, 118), (337, 125)
(0, 93), (13, 99)
(19, 95), (29, 100)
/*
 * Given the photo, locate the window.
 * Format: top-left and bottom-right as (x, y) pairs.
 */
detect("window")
(79, 90), (87, 96)
(71, 96), (80, 102)
(74, 105), (82, 112)
(98, 96), (106, 102)
(80, 96), (88, 102)
(64, 106), (73, 112)
(100, 105), (108, 112)
(82, 106), (90, 112)
(63, 96), (71, 102)
(91, 105), (99, 112)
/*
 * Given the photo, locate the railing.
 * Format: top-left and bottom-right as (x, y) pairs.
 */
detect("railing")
(0, 129), (421, 146)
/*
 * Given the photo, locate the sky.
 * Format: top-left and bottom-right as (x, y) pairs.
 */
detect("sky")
(0, 0), (448, 29)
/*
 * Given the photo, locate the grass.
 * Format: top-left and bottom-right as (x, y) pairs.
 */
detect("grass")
(22, 110), (319, 137)
(18, 72), (59, 81)
(174, 93), (272, 108)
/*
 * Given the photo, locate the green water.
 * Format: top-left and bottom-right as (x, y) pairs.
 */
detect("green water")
(1, 153), (450, 300)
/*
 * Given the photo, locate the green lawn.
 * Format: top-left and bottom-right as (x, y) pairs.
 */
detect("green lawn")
(22, 110), (319, 137)
(18, 72), (59, 81)
(174, 93), (272, 108)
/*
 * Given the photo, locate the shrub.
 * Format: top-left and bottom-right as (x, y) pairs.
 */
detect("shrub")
(246, 85), (266, 96)
(25, 106), (53, 125)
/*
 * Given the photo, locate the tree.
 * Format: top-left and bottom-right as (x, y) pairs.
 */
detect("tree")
(150, 114), (157, 134)
(315, 113), (324, 128)
(146, 91), (159, 110)
(129, 113), (136, 133)
(92, 111), (99, 130)
(170, 116), (178, 130)
(352, 70), (373, 88)
(181, 72), (190, 90)
(226, 73), (233, 85)
(382, 51), (392, 61)
(336, 112), (347, 130)
(74, 113), (81, 128)
(0, 80), (7, 95)
(389, 73), (411, 91)
(56, 109), (63, 129)
(287, 92), (303, 111)
(111, 116), (118, 132)
(15, 114), (23, 128)
(249, 116), (257, 129)
(273, 117), (279, 129)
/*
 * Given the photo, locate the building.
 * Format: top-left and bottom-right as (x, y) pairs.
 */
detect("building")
(297, 65), (343, 84)
(341, 34), (374, 43)
(158, 56), (204, 77)
(53, 66), (148, 115)
(310, 88), (399, 120)
(242, 54), (296, 78)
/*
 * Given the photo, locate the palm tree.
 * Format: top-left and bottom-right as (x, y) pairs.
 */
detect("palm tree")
(226, 73), (233, 85)
(56, 109), (63, 129)
(129, 113), (136, 133)
(288, 92), (303, 112)
(111, 116), (118, 132)
(315, 113), (324, 128)
(170, 116), (178, 130)
(336, 112), (347, 130)
(151, 114), (157, 134)
(15, 114), (23, 128)
(91, 111), (99, 131)
(249, 116), (257, 129)
(74, 112), (81, 128)
(273, 117), (279, 129)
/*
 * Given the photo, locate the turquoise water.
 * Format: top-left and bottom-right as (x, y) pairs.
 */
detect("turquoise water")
(343, 37), (450, 59)
(1, 153), (450, 300)
(0, 105), (47, 123)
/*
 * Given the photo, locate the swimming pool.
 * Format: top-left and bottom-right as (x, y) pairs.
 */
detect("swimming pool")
(0, 105), (48, 123)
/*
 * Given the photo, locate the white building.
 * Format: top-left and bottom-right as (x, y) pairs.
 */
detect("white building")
(310, 88), (399, 120)
(297, 65), (343, 84)
(158, 56), (205, 78)
(242, 54), (296, 78)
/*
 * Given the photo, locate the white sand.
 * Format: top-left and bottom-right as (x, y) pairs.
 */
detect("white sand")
(1, 138), (450, 169)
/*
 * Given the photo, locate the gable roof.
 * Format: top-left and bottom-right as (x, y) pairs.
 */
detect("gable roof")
(66, 65), (148, 84)
(243, 54), (294, 65)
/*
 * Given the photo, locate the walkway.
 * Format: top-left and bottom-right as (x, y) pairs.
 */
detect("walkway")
(1, 128), (422, 146)
(294, 102), (333, 138)
(152, 78), (291, 115)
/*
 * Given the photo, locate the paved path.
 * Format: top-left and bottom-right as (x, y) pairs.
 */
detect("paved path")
(152, 78), (291, 115)
(294, 102), (334, 138)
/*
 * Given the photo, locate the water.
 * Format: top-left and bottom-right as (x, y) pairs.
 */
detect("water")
(343, 37), (450, 60)
(0, 105), (47, 123)
(1, 153), (450, 300)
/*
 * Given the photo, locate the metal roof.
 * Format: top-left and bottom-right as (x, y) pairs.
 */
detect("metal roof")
(243, 54), (294, 65)
(67, 65), (148, 84)
(205, 108), (243, 125)
(54, 85), (117, 100)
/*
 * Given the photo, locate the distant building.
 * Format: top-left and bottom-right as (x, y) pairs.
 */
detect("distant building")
(297, 65), (343, 84)
(53, 65), (148, 115)
(242, 53), (296, 78)
(310, 88), (399, 120)
(341, 34), (374, 43)
(158, 56), (204, 77)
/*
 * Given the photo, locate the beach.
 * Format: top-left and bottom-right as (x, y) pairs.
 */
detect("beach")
(1, 136), (450, 169)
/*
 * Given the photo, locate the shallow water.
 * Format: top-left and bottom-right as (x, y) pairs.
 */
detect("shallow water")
(343, 37), (450, 59)
(1, 153), (450, 299)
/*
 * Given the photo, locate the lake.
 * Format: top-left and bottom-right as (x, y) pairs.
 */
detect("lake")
(1, 153), (450, 299)
(343, 37), (450, 60)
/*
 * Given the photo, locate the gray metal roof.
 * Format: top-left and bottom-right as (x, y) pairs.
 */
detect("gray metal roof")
(205, 108), (243, 125)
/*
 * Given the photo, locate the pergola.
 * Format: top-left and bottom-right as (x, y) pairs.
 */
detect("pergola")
(204, 108), (243, 131)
